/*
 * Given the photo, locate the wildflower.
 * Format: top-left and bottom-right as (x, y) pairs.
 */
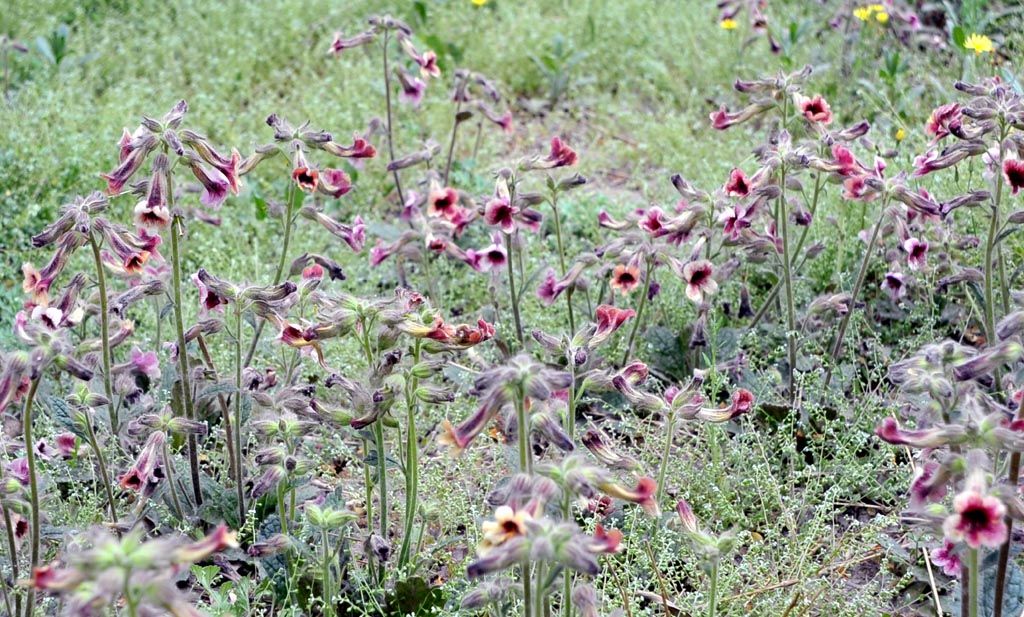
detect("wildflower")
(172, 525), (239, 563)
(426, 181), (462, 220)
(587, 525), (623, 554)
(188, 155), (231, 209)
(720, 18), (738, 30)
(610, 263), (641, 295)
(484, 196), (518, 233)
(682, 260), (717, 303)
(471, 0), (488, 5)
(479, 505), (532, 555)
(1004, 158), (1024, 195)
(590, 305), (636, 348)
(903, 238), (928, 270)
(924, 103), (962, 141)
(530, 136), (578, 170)
(932, 542), (962, 578)
(724, 168), (751, 196)
(466, 238), (508, 272)
(875, 417), (967, 448)
(964, 33), (994, 56)
(909, 461), (950, 509)
(853, 6), (872, 21)
(881, 269), (905, 301)
(599, 477), (659, 516)
(944, 488), (1007, 549)
(291, 149), (319, 192)
(876, 10), (889, 23)
(896, 128), (905, 141)
(317, 169), (352, 199)
(397, 69), (427, 107)
(581, 429), (642, 472)
(794, 93), (833, 125)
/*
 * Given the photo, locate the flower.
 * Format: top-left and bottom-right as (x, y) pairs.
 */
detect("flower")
(896, 128), (905, 141)
(291, 149), (319, 192)
(426, 181), (461, 220)
(610, 264), (641, 296)
(924, 103), (962, 141)
(479, 506), (532, 555)
(590, 305), (635, 348)
(1004, 158), (1024, 195)
(599, 477), (659, 516)
(471, 0), (488, 5)
(724, 168), (751, 197)
(943, 488), (1007, 549)
(416, 50), (441, 79)
(719, 18), (738, 30)
(794, 93), (833, 125)
(903, 238), (928, 271)
(931, 541), (962, 578)
(964, 33), (994, 56)
(682, 260), (717, 303)
(881, 269), (905, 301)
(484, 196), (518, 233)
(317, 169), (353, 199)
(876, 10), (889, 23)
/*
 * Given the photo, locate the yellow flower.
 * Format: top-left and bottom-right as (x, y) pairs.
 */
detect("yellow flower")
(964, 33), (994, 56)
(853, 7), (872, 21)
(869, 3), (885, 10)
(471, 0), (487, 5)
(876, 11), (889, 23)
(896, 128), (905, 141)
(719, 18), (738, 30)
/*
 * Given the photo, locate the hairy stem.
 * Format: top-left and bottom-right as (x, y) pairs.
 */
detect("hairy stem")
(22, 377), (40, 616)
(87, 233), (118, 437)
(83, 412), (118, 524)
(162, 437), (185, 520)
(777, 161), (797, 406)
(505, 233), (525, 348)
(443, 98), (463, 186)
(551, 196), (576, 335)
(383, 30), (406, 205)
(399, 342), (421, 568)
(969, 548), (980, 617)
(243, 184), (301, 368)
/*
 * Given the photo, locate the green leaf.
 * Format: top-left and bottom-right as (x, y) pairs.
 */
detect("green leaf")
(952, 26), (966, 48)
(46, 396), (89, 440)
(253, 194), (268, 221)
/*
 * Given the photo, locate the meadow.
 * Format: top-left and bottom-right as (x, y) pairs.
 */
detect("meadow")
(1, 0), (1023, 615)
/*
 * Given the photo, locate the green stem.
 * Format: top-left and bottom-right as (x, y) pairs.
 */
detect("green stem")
(277, 480), (293, 604)
(656, 406), (675, 505)
(777, 161), (797, 406)
(243, 185), (301, 368)
(87, 233), (118, 437)
(515, 388), (531, 475)
(234, 305), (247, 528)
(708, 563), (719, 617)
(322, 528), (334, 617)
(373, 419), (387, 541)
(0, 499), (17, 617)
(969, 548), (980, 617)
(399, 342), (421, 568)
(505, 234), (525, 348)
(823, 197), (890, 389)
(443, 99), (463, 186)
(551, 197), (576, 335)
(621, 257), (652, 366)
(382, 30), (406, 205)
(162, 436), (185, 520)
(83, 412), (118, 524)
(22, 377), (40, 616)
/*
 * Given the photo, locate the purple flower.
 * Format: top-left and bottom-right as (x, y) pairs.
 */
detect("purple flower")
(317, 169), (352, 199)
(1004, 158), (1024, 195)
(681, 260), (718, 303)
(8, 458), (29, 486)
(484, 197), (518, 234)
(903, 238), (928, 271)
(189, 158), (231, 209)
(881, 270), (905, 301)
(129, 347), (161, 380)
(466, 238), (507, 273)
(397, 70), (427, 107)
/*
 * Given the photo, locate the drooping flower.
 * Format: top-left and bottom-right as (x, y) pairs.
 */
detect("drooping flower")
(724, 168), (751, 197)
(317, 169), (353, 199)
(416, 50), (441, 79)
(609, 264), (641, 296)
(484, 196), (518, 233)
(931, 541), (962, 578)
(943, 488), (1007, 549)
(291, 149), (319, 193)
(397, 69), (427, 107)
(530, 136), (577, 169)
(590, 305), (635, 348)
(924, 103), (962, 141)
(682, 260), (718, 303)
(903, 238), (928, 271)
(598, 477), (659, 516)
(881, 269), (905, 301)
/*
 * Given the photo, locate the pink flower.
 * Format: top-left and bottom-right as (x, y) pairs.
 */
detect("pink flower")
(925, 103), (962, 141)
(484, 197), (518, 234)
(129, 347), (161, 379)
(903, 238), (928, 271)
(397, 70), (427, 107)
(682, 260), (717, 303)
(1004, 158), (1024, 195)
(794, 93), (833, 125)
(599, 477), (660, 516)
(592, 305), (635, 347)
(931, 541), (962, 578)
(416, 50), (441, 79)
(466, 239), (507, 273)
(881, 270), (905, 301)
(426, 182), (461, 220)
(638, 207), (666, 236)
(530, 136), (578, 169)
(291, 149), (319, 193)
(943, 489), (1007, 549)
(190, 160), (231, 209)
(317, 169), (352, 199)
(724, 168), (751, 197)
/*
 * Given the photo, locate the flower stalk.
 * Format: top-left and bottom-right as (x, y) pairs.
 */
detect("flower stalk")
(87, 232), (118, 437)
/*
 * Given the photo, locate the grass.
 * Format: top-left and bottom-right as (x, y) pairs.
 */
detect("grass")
(5, 0), (1023, 615)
